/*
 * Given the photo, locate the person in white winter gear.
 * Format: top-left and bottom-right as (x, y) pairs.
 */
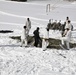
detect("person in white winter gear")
(42, 28), (49, 51)
(65, 16), (70, 24)
(61, 28), (72, 50)
(25, 18), (31, 35)
(65, 20), (72, 30)
(21, 26), (28, 47)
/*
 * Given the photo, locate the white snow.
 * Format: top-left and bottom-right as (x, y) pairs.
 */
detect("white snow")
(0, 0), (76, 75)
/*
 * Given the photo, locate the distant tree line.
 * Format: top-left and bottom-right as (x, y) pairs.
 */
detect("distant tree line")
(64, 0), (76, 1)
(11, 0), (27, 2)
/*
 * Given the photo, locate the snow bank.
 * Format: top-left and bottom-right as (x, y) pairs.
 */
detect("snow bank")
(72, 1), (76, 4)
(0, 36), (76, 75)
(0, 0), (76, 75)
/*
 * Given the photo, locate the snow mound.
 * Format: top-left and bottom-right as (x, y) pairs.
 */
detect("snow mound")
(72, 1), (76, 4)
(0, 37), (76, 75)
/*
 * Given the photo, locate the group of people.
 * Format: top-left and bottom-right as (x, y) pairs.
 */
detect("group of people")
(20, 16), (73, 50)
(47, 17), (73, 32)
(47, 19), (61, 31)
(47, 16), (73, 50)
(21, 18), (31, 47)
(20, 17), (49, 51)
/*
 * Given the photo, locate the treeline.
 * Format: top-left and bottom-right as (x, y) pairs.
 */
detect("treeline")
(11, 0), (27, 2)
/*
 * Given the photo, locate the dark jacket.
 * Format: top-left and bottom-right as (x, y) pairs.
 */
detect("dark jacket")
(33, 30), (40, 39)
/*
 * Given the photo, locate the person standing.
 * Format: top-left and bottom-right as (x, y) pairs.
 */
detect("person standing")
(61, 28), (72, 50)
(65, 20), (72, 30)
(61, 22), (66, 36)
(42, 28), (49, 51)
(21, 26), (28, 47)
(25, 18), (31, 35)
(33, 27), (41, 47)
(47, 19), (51, 29)
(52, 20), (57, 30)
(65, 16), (70, 24)
(57, 20), (61, 30)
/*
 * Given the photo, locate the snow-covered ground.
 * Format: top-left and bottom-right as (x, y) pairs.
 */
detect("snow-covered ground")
(0, 0), (76, 75)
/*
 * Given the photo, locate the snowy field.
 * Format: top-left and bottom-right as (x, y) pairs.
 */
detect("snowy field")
(0, 0), (76, 75)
